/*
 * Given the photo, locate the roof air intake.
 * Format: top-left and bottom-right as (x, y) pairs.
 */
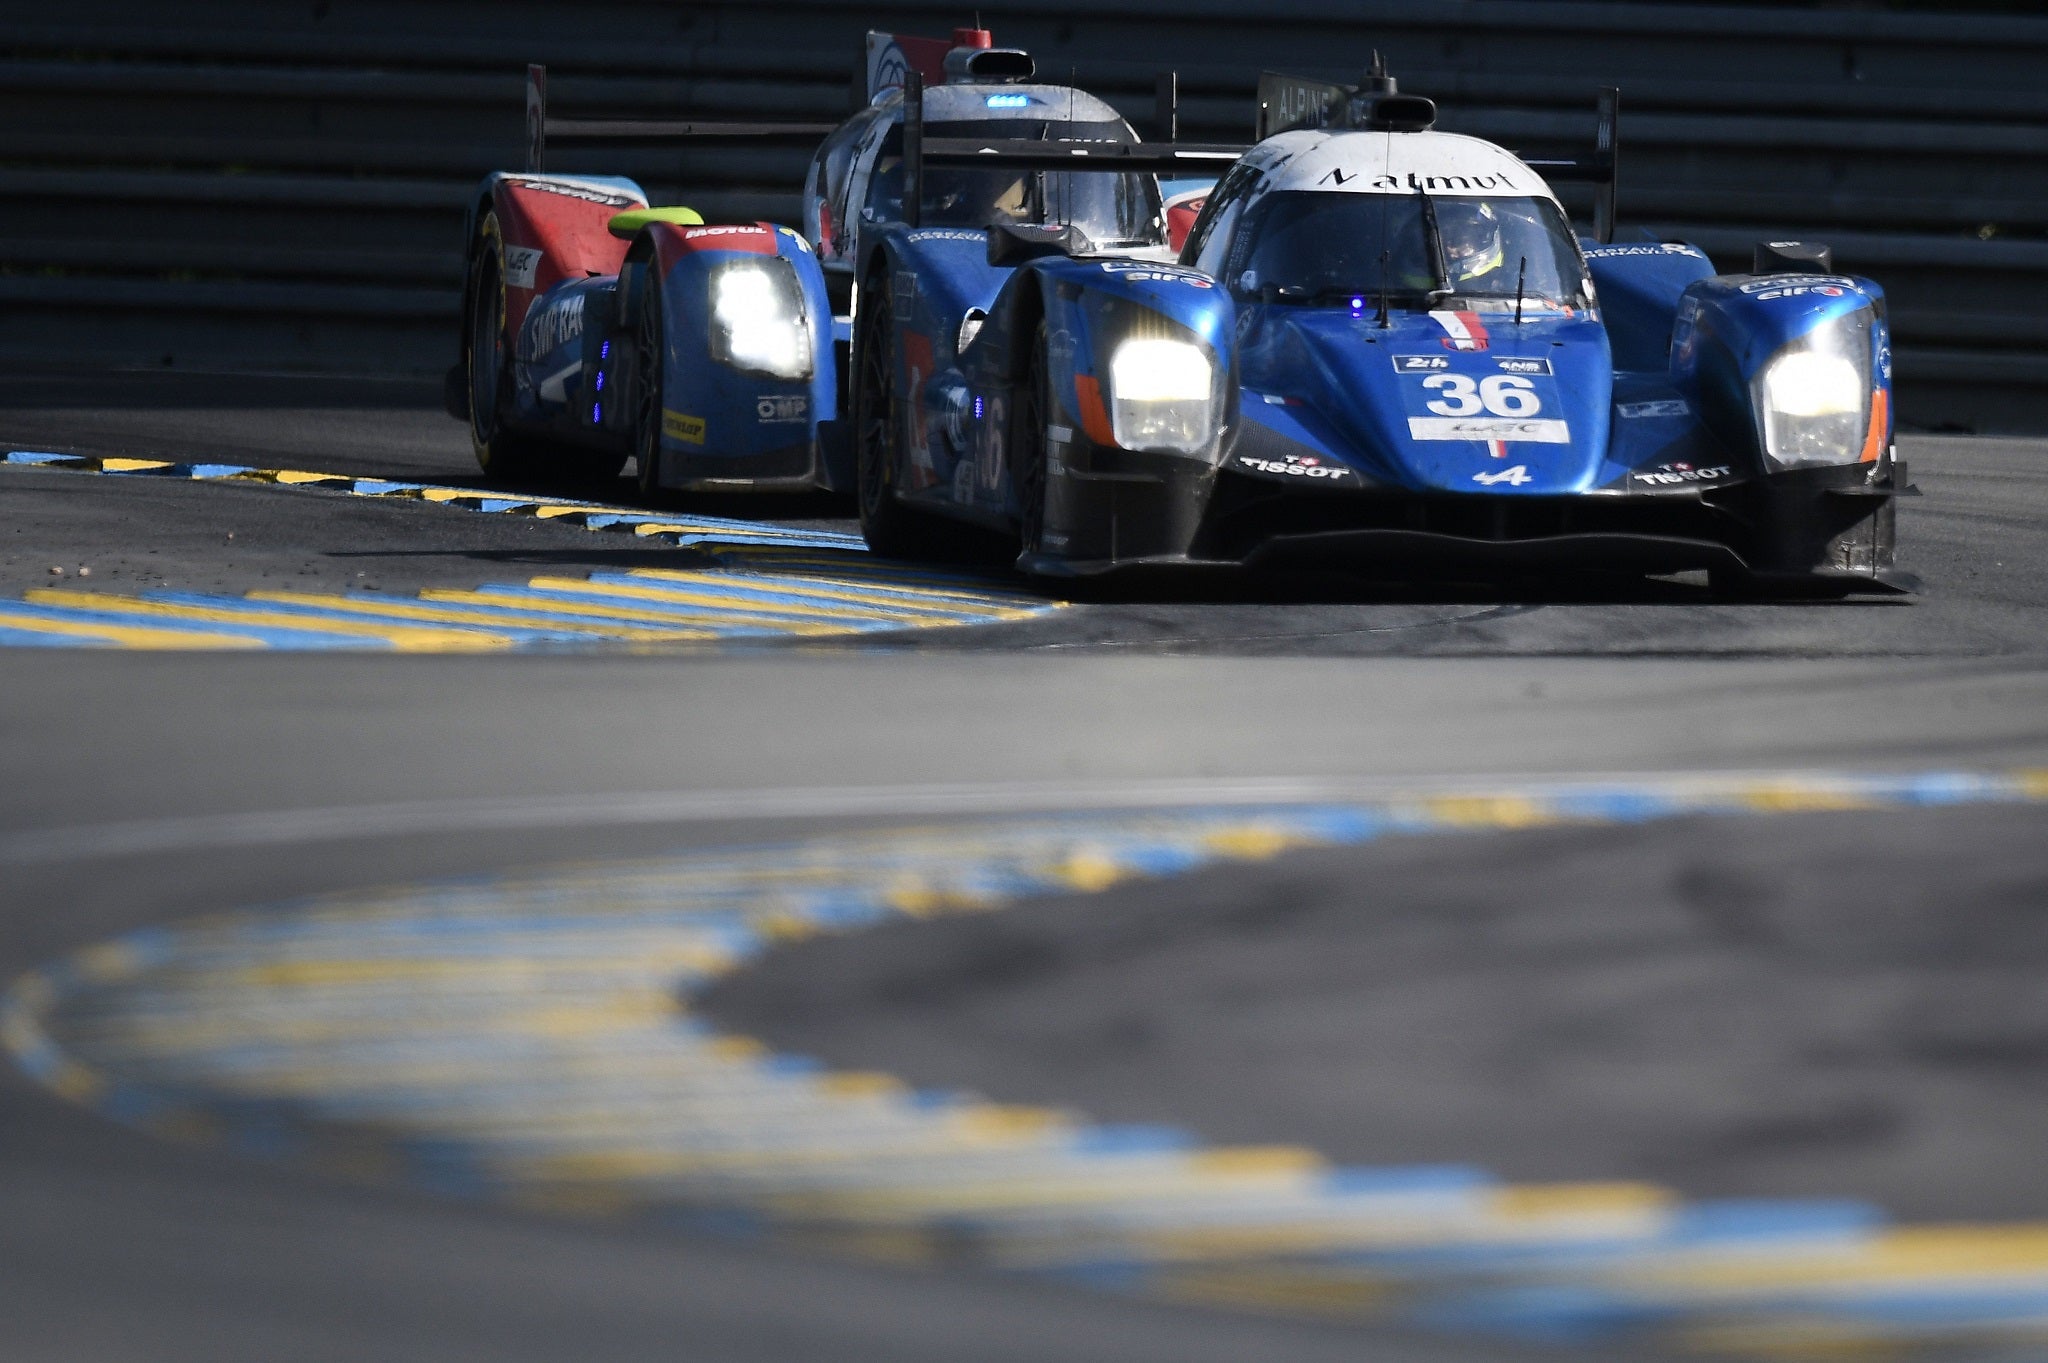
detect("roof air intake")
(946, 46), (1035, 83)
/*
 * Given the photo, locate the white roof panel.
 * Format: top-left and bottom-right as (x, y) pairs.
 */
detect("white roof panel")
(1246, 130), (1558, 201)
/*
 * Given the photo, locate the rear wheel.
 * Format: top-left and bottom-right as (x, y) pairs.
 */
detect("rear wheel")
(465, 213), (552, 484)
(852, 274), (927, 557)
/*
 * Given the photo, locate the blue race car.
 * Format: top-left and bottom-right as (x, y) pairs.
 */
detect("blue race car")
(847, 66), (1913, 595)
(453, 30), (1173, 504)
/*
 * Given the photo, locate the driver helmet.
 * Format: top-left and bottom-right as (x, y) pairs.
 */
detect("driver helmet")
(1439, 200), (1505, 280)
(931, 172), (1034, 225)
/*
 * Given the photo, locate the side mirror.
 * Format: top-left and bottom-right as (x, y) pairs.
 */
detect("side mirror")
(987, 222), (1094, 267)
(1753, 240), (1834, 275)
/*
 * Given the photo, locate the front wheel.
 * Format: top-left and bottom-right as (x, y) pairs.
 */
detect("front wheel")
(1011, 322), (1054, 560)
(465, 213), (552, 484)
(632, 262), (668, 504)
(852, 274), (928, 558)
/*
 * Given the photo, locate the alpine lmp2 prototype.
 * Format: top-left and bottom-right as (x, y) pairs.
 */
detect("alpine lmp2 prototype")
(846, 64), (1913, 595)
(452, 28), (1175, 504)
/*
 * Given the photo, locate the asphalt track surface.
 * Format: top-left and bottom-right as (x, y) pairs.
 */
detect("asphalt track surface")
(4, 368), (2048, 1363)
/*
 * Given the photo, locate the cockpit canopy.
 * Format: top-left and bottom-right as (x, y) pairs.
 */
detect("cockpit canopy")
(1228, 191), (1592, 309)
(805, 85), (1166, 266)
(866, 118), (1162, 247)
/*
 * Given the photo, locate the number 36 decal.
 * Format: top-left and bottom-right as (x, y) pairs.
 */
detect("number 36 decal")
(1423, 374), (1542, 418)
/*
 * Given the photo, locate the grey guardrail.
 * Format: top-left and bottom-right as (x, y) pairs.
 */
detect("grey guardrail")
(4, 0), (2045, 432)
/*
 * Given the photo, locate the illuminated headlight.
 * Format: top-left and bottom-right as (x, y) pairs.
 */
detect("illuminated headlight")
(710, 261), (812, 380)
(1108, 337), (1215, 455)
(1753, 312), (1873, 470)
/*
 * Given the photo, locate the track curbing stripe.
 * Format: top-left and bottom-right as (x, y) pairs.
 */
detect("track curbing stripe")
(1, 450), (1063, 650)
(8, 770), (2048, 1355)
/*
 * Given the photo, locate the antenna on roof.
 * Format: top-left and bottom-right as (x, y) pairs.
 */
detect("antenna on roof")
(1364, 51), (1395, 95)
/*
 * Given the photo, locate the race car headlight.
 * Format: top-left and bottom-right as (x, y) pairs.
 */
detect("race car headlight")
(1753, 312), (1873, 470)
(1108, 337), (1215, 455)
(710, 260), (812, 380)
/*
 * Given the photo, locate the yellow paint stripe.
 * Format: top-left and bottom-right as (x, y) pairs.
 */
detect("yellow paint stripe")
(1618, 1224), (2048, 1293)
(536, 573), (999, 625)
(623, 567), (1037, 618)
(420, 588), (841, 636)
(24, 590), (512, 652)
(1417, 794), (1561, 828)
(99, 457), (174, 473)
(519, 577), (905, 628)
(0, 605), (265, 650)
(245, 591), (713, 641)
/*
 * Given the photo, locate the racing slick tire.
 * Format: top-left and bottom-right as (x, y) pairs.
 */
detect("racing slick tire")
(852, 271), (985, 561)
(631, 263), (669, 505)
(1012, 322), (1058, 565)
(466, 214), (556, 485)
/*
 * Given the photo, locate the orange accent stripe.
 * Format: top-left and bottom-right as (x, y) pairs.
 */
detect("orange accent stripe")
(1859, 387), (1889, 463)
(1074, 374), (1117, 447)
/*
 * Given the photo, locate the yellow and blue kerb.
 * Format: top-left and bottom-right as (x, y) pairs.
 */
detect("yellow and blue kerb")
(9, 769), (2048, 1358)
(0, 451), (1057, 650)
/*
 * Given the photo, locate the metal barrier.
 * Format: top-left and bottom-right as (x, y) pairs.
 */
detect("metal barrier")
(3, 1), (2043, 431)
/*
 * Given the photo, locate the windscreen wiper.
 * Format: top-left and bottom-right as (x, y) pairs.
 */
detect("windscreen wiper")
(1415, 188), (1452, 303)
(1409, 186), (1458, 300)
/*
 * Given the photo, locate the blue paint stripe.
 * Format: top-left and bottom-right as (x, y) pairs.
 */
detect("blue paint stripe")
(1669, 1199), (1886, 1242)
(1322, 1165), (1496, 1195)
(668, 531), (869, 552)
(0, 601), (376, 649)
(0, 624), (103, 647)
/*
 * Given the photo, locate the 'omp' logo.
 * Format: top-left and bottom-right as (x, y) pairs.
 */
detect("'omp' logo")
(663, 411), (707, 444)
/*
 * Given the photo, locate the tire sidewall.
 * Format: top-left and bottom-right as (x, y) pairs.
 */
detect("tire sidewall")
(1014, 322), (1053, 556)
(853, 274), (899, 534)
(466, 214), (510, 464)
(633, 261), (666, 501)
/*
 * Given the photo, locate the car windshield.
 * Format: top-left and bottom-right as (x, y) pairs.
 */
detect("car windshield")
(868, 121), (1163, 247)
(1227, 191), (1591, 309)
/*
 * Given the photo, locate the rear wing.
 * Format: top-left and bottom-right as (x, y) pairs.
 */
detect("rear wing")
(902, 73), (1250, 230)
(1520, 87), (1621, 246)
(522, 65), (838, 173)
(1254, 67), (1620, 244)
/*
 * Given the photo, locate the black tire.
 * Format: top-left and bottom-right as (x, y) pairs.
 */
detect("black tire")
(852, 273), (929, 557)
(631, 262), (668, 505)
(465, 214), (553, 484)
(1012, 322), (1054, 560)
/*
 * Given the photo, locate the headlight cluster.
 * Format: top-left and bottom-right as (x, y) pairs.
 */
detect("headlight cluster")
(710, 261), (812, 380)
(1106, 336), (1216, 456)
(1753, 309), (1873, 470)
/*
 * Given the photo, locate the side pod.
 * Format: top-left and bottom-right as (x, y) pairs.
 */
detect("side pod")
(630, 222), (841, 491)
